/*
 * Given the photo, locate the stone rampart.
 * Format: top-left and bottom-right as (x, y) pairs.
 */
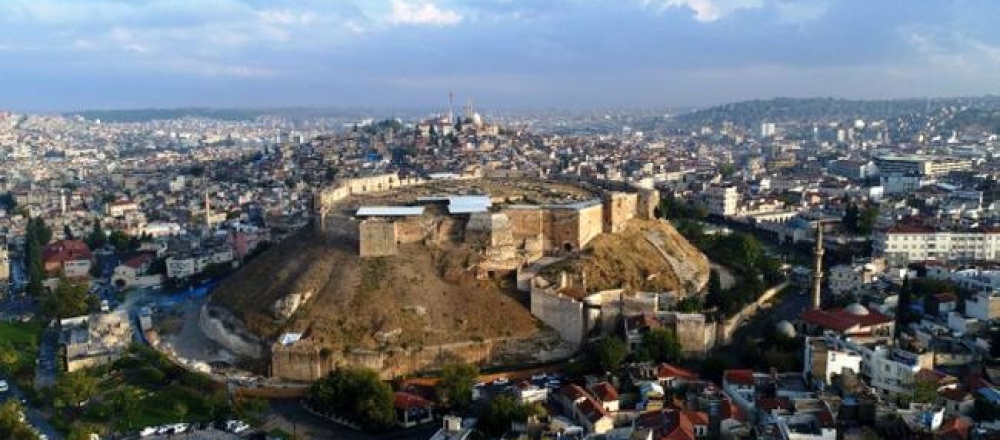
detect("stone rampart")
(359, 219), (397, 257)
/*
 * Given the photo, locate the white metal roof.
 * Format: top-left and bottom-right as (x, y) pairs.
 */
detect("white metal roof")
(356, 206), (425, 217)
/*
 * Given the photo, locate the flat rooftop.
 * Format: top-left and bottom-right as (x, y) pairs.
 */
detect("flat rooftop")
(356, 206), (425, 217)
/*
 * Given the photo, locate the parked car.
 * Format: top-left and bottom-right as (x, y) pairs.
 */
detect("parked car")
(0, 379), (9, 392)
(139, 426), (158, 437)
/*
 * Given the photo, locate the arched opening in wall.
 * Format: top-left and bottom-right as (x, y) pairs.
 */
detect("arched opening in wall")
(563, 242), (574, 253)
(114, 279), (126, 289)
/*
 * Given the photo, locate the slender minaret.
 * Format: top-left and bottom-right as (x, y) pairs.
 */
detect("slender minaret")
(812, 223), (824, 310)
(448, 91), (454, 123)
(59, 189), (67, 215)
(204, 184), (211, 232)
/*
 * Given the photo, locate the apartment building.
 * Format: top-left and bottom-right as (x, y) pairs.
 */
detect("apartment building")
(874, 225), (1000, 266)
(704, 185), (740, 217)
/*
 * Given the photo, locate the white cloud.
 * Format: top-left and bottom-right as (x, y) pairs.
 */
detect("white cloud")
(646, 0), (764, 22)
(387, 0), (462, 26)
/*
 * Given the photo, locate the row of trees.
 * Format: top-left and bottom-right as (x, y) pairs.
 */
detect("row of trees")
(25, 217), (52, 296)
(842, 202), (879, 235)
(307, 367), (396, 431)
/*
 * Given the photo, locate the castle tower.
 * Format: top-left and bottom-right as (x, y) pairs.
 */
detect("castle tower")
(812, 223), (824, 310)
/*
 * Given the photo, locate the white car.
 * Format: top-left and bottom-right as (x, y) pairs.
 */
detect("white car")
(225, 420), (250, 433)
(139, 427), (158, 437)
(0, 379), (9, 392)
(100, 300), (110, 313)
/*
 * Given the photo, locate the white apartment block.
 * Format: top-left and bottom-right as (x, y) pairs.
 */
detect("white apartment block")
(827, 261), (883, 296)
(874, 226), (1000, 267)
(704, 185), (740, 217)
(836, 336), (933, 398)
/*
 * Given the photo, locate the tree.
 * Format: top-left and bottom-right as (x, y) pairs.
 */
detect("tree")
(0, 401), (38, 440)
(111, 386), (141, 430)
(896, 277), (912, 337)
(478, 395), (545, 438)
(858, 207), (879, 235)
(308, 367), (395, 431)
(639, 327), (682, 363)
(594, 337), (628, 373)
(706, 269), (723, 307)
(63, 225), (74, 240)
(911, 376), (940, 405)
(107, 230), (131, 252)
(0, 340), (19, 374)
(53, 370), (98, 410)
(842, 202), (860, 233)
(67, 424), (103, 440)
(438, 362), (478, 410)
(86, 220), (106, 250)
(174, 401), (188, 422)
(44, 277), (95, 319)
(719, 162), (736, 178)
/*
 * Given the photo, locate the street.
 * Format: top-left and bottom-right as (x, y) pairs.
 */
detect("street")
(2, 376), (62, 440)
(265, 399), (440, 440)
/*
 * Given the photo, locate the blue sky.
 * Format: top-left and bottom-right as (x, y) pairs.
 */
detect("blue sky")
(3, 0), (1000, 110)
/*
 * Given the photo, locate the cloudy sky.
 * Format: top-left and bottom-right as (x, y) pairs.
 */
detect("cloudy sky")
(3, 0), (1000, 110)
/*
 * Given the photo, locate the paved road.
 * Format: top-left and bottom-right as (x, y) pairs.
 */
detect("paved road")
(2, 376), (62, 439)
(265, 399), (440, 440)
(35, 322), (59, 389)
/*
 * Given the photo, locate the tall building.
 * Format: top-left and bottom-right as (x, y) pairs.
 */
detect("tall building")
(760, 122), (777, 138)
(704, 185), (739, 217)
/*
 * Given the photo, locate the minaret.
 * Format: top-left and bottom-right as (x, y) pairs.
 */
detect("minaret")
(812, 223), (824, 310)
(448, 91), (454, 123)
(204, 185), (211, 232)
(60, 189), (67, 215)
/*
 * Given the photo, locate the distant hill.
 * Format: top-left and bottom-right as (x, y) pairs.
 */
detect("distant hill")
(670, 95), (1000, 128)
(66, 107), (423, 123)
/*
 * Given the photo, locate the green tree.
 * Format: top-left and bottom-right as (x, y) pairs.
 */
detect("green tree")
(842, 202), (860, 233)
(594, 337), (628, 373)
(308, 367), (395, 431)
(719, 162), (736, 178)
(639, 327), (682, 363)
(478, 395), (545, 438)
(0, 401), (38, 440)
(67, 424), (103, 440)
(911, 376), (940, 405)
(896, 277), (912, 337)
(438, 362), (479, 410)
(44, 277), (95, 319)
(107, 230), (131, 252)
(858, 207), (879, 235)
(111, 386), (141, 430)
(0, 340), (19, 374)
(86, 221), (106, 249)
(53, 370), (99, 409)
(174, 401), (188, 422)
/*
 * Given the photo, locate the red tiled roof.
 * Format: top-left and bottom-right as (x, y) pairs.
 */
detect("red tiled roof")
(933, 293), (958, 303)
(578, 396), (609, 423)
(757, 397), (791, 412)
(799, 307), (893, 333)
(561, 384), (590, 402)
(937, 417), (971, 440)
(939, 387), (971, 402)
(724, 370), (754, 385)
(123, 253), (154, 269)
(886, 224), (935, 234)
(657, 363), (699, 381)
(393, 392), (432, 410)
(591, 382), (619, 402)
(42, 239), (92, 264)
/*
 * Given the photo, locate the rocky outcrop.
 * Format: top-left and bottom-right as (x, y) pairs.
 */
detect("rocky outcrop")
(199, 305), (265, 359)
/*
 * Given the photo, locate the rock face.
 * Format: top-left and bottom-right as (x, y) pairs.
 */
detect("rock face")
(540, 219), (710, 297)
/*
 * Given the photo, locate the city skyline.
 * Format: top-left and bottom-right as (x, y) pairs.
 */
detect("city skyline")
(3, 0), (1000, 111)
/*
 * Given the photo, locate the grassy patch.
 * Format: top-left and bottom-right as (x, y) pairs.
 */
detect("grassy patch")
(0, 320), (43, 346)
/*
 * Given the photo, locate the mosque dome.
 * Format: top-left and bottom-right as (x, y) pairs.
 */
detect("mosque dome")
(775, 320), (797, 338)
(844, 303), (870, 316)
